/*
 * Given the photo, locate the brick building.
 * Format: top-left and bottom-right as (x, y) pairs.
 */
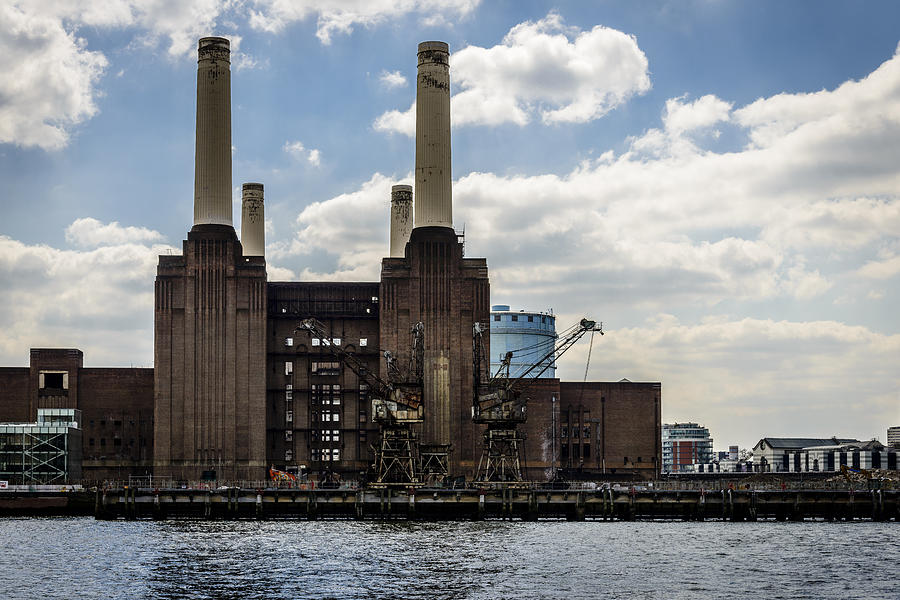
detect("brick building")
(0, 38), (662, 483)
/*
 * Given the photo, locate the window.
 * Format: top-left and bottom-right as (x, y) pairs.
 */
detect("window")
(360, 338), (368, 347)
(332, 338), (341, 346)
(493, 315), (500, 321)
(285, 449), (293, 461)
(542, 316), (546, 324)
(332, 449), (340, 461)
(312, 338), (320, 346)
(285, 337), (294, 347)
(333, 412), (340, 423)
(322, 429), (331, 442)
(311, 449), (321, 461)
(359, 412), (367, 423)
(511, 315), (518, 322)
(100, 438), (106, 447)
(285, 430), (293, 442)
(286, 411), (293, 423)
(89, 438), (95, 446)
(583, 425), (590, 439)
(42, 372), (65, 389)
(333, 429), (340, 442)
(584, 445), (591, 459)
(323, 413), (331, 422)
(527, 315), (533, 322)
(285, 390), (292, 400)
(561, 426), (568, 439)
(573, 427), (579, 439)
(284, 361), (293, 375)
(312, 361), (340, 375)
(286, 384), (292, 390)
(359, 430), (367, 442)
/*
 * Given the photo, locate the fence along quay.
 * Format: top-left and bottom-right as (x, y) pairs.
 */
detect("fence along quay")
(95, 483), (899, 521)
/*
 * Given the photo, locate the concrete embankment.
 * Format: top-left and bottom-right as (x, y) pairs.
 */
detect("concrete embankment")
(92, 487), (900, 522)
(0, 489), (94, 517)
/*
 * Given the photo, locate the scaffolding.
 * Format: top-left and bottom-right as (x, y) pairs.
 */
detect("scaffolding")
(0, 409), (81, 484)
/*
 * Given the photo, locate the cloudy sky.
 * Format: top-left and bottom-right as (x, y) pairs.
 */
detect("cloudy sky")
(1, 1), (898, 449)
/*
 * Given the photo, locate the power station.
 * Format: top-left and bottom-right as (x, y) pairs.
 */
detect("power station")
(0, 38), (661, 485)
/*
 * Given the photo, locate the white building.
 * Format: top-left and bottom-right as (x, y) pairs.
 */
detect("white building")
(752, 437), (897, 472)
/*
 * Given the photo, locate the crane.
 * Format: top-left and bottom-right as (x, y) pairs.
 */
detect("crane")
(472, 317), (603, 483)
(296, 318), (425, 485)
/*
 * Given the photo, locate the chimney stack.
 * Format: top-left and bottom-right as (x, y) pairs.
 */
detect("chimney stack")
(193, 37), (232, 226)
(414, 41), (452, 229)
(241, 183), (265, 257)
(389, 184), (413, 257)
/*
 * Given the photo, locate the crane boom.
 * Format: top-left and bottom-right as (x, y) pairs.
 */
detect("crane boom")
(474, 318), (603, 419)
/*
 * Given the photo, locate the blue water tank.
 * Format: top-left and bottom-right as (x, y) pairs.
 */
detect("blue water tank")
(489, 305), (557, 378)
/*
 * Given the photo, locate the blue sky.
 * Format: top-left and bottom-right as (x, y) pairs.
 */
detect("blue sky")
(1, 1), (899, 449)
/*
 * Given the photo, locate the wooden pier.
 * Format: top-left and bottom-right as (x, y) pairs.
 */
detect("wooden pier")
(94, 487), (900, 521)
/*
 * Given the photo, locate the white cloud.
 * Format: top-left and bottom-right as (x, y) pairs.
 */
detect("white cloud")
(0, 1), (234, 150)
(374, 13), (651, 134)
(0, 221), (177, 366)
(283, 140), (322, 166)
(379, 70), (407, 89)
(663, 94), (732, 136)
(326, 45), (900, 318)
(65, 218), (165, 247)
(269, 172), (410, 280)
(858, 255), (900, 280)
(0, 4), (108, 150)
(248, 0), (480, 44)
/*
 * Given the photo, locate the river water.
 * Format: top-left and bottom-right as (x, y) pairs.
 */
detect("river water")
(0, 518), (895, 599)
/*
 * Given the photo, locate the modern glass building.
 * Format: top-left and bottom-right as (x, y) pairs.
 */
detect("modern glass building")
(661, 422), (713, 473)
(0, 409), (82, 484)
(489, 305), (558, 379)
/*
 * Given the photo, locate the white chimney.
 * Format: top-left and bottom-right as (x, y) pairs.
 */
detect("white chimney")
(414, 41), (452, 229)
(390, 184), (413, 257)
(193, 37), (232, 226)
(241, 183), (265, 257)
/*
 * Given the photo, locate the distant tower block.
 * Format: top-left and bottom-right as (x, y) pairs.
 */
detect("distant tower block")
(193, 37), (233, 226)
(390, 184), (413, 257)
(241, 183), (265, 257)
(414, 41), (452, 229)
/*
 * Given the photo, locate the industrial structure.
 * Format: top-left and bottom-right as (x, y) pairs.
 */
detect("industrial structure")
(0, 38), (662, 484)
(489, 305), (558, 379)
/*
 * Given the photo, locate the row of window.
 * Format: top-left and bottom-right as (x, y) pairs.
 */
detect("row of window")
(492, 314), (549, 323)
(560, 425), (592, 439)
(311, 448), (341, 461)
(88, 438), (146, 447)
(285, 337), (370, 348)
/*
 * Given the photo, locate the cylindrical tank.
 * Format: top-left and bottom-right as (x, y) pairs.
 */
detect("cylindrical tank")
(489, 305), (558, 378)
(389, 184), (413, 257)
(193, 36), (232, 226)
(241, 183), (265, 256)
(414, 41), (452, 229)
